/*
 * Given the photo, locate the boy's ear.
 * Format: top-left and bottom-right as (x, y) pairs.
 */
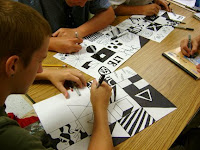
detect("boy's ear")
(5, 55), (20, 77)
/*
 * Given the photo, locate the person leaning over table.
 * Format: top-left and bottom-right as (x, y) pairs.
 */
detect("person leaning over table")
(0, 1), (114, 150)
(180, 35), (200, 72)
(109, 0), (171, 16)
(16, 0), (115, 54)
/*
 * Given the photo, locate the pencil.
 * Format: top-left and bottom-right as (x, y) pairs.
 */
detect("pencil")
(42, 64), (67, 67)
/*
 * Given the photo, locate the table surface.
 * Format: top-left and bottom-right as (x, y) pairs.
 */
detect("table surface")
(28, 3), (200, 150)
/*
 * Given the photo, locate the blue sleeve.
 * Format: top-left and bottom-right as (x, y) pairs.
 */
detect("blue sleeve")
(89, 0), (111, 14)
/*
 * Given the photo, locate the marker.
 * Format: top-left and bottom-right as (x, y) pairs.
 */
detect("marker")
(187, 35), (199, 58)
(173, 26), (194, 31)
(111, 31), (129, 40)
(74, 86), (81, 96)
(71, 82), (81, 96)
(97, 75), (105, 88)
(69, 87), (73, 92)
(188, 35), (192, 50)
(42, 64), (67, 67)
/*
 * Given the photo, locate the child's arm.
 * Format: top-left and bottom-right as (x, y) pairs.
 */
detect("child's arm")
(88, 80), (114, 150)
(50, 6), (115, 39)
(114, 4), (161, 16)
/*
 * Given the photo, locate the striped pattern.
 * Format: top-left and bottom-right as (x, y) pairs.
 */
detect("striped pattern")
(118, 108), (155, 136)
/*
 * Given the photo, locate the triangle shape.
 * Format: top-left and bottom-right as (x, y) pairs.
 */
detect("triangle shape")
(109, 122), (116, 134)
(135, 89), (152, 101)
(79, 106), (93, 118)
(111, 122), (130, 137)
(161, 12), (170, 20)
(69, 106), (86, 119)
(139, 36), (149, 48)
(143, 107), (177, 121)
(112, 137), (130, 146)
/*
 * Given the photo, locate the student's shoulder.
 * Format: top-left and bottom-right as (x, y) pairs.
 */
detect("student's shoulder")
(0, 116), (50, 150)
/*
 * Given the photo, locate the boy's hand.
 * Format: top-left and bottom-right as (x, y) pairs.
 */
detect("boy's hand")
(46, 68), (86, 98)
(142, 4), (161, 16)
(155, 0), (170, 12)
(49, 37), (83, 53)
(180, 38), (199, 57)
(90, 79), (112, 113)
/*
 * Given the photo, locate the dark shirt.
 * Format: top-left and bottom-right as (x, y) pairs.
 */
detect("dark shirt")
(0, 105), (53, 150)
(17, 0), (110, 32)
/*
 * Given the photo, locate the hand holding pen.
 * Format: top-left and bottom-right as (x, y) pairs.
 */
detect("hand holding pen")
(97, 75), (105, 88)
(180, 35), (199, 58)
(90, 78), (112, 111)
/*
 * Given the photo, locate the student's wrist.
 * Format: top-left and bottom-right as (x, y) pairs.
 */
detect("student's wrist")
(49, 37), (57, 51)
(76, 27), (87, 38)
(93, 108), (107, 117)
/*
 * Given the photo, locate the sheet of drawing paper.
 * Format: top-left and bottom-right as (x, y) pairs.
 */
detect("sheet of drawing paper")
(54, 33), (149, 79)
(33, 87), (91, 133)
(116, 10), (185, 42)
(5, 94), (33, 118)
(34, 67), (176, 150)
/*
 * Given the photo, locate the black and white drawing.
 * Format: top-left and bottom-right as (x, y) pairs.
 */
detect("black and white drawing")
(34, 67), (176, 150)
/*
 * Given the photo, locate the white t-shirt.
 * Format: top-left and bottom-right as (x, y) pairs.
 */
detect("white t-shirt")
(109, 0), (153, 9)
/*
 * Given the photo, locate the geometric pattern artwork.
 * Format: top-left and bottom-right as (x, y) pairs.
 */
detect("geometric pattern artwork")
(54, 30), (149, 79)
(54, 10), (185, 79)
(33, 67), (176, 150)
(116, 10), (185, 43)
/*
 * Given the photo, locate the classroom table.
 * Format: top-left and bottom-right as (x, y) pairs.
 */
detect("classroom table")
(27, 2), (200, 150)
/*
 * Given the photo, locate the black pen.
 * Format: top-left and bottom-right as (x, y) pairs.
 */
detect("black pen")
(97, 75), (105, 88)
(187, 35), (198, 58)
(173, 26), (194, 31)
(188, 35), (192, 50)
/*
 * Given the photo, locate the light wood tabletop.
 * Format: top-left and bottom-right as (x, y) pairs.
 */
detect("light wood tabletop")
(27, 2), (200, 150)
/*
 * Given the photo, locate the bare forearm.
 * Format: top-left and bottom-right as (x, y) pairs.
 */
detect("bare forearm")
(77, 7), (115, 38)
(114, 5), (146, 16)
(88, 110), (114, 150)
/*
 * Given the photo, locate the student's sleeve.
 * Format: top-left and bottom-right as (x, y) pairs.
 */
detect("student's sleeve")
(89, 0), (111, 14)
(109, 0), (127, 9)
(0, 117), (53, 150)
